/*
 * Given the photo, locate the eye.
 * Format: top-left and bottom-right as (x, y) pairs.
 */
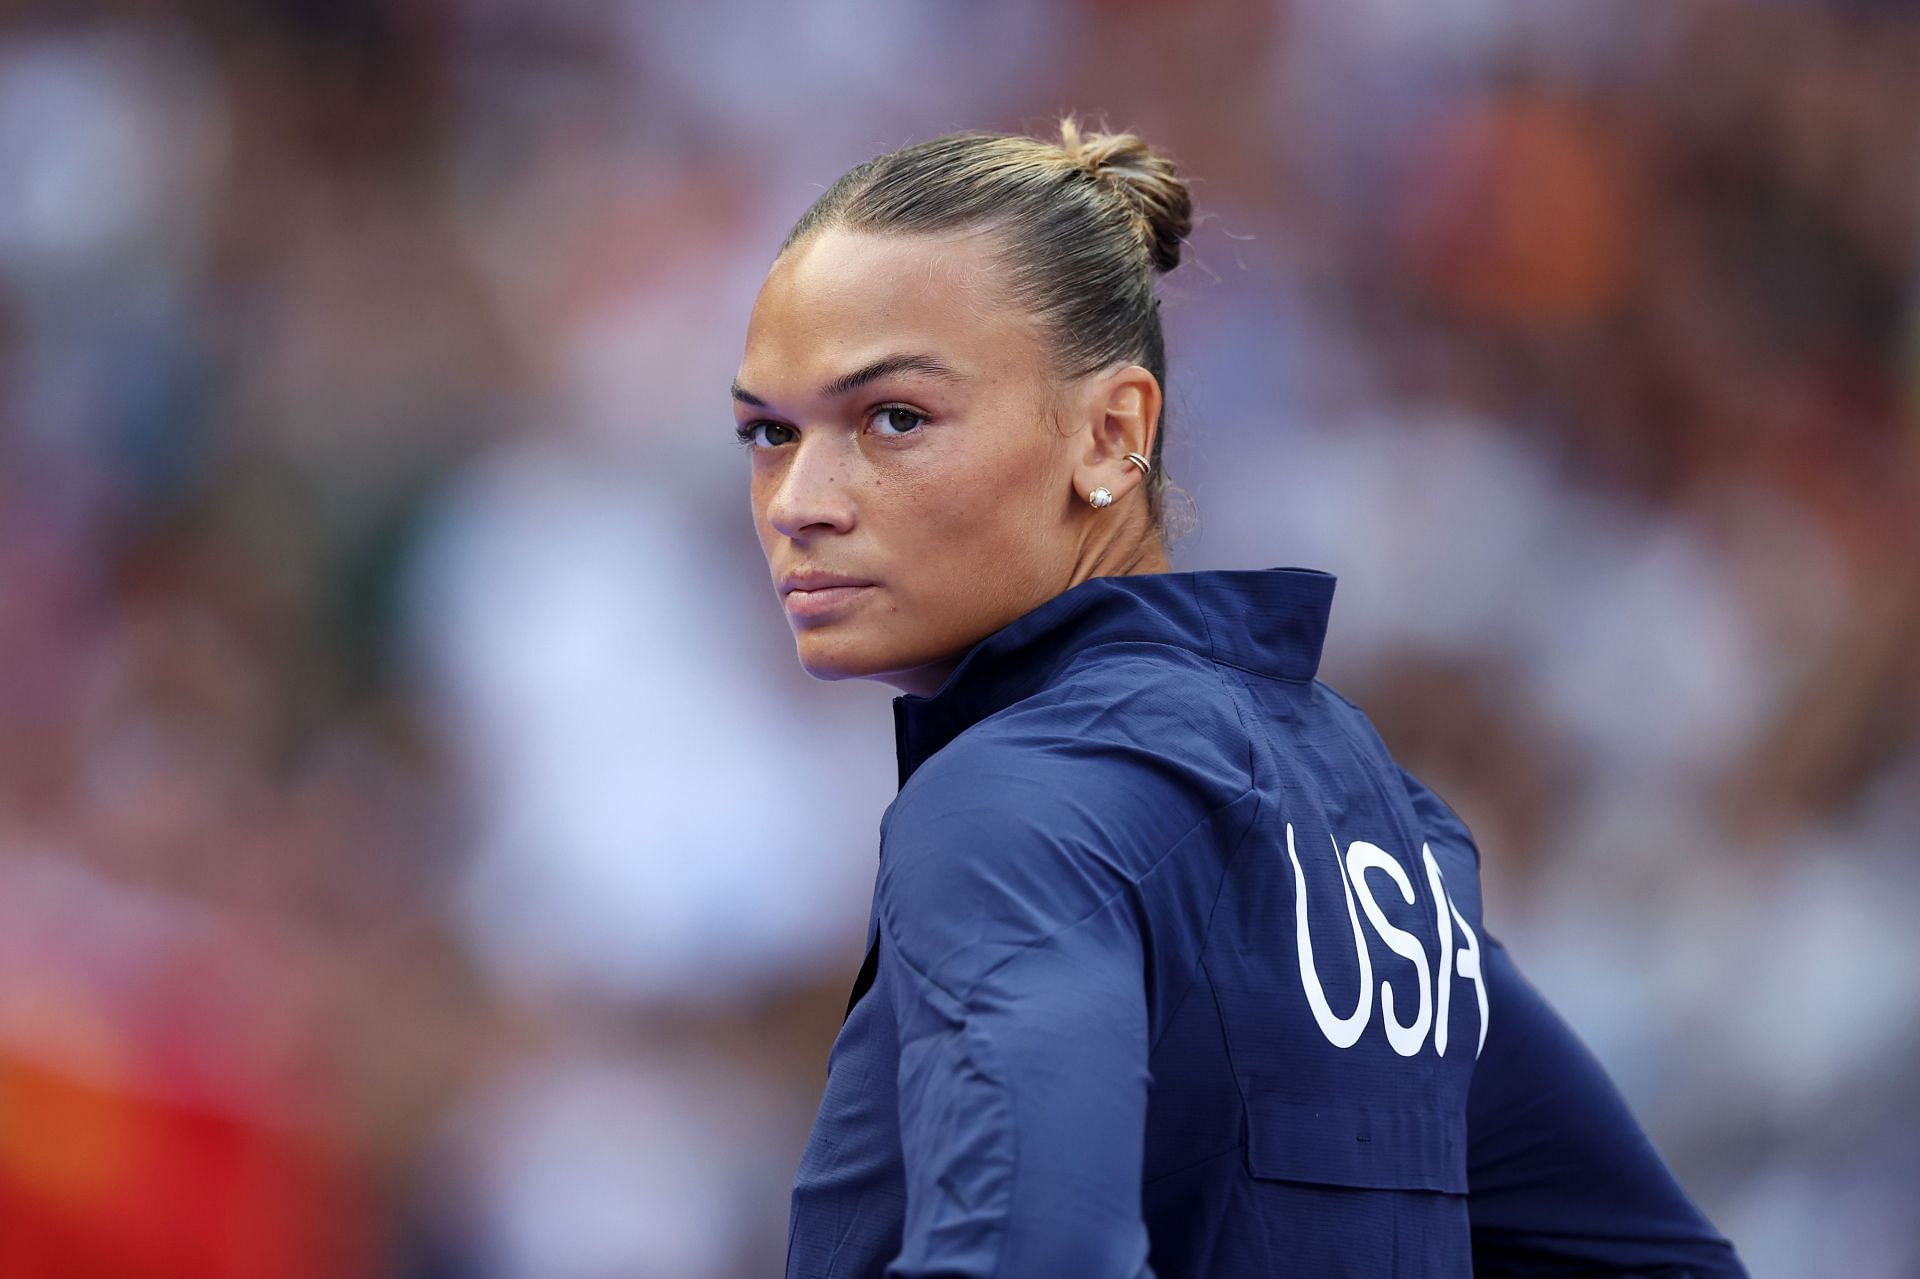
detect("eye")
(868, 406), (927, 438)
(736, 420), (798, 449)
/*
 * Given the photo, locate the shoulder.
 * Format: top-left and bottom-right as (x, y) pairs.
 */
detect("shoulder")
(886, 647), (1252, 870)
(1396, 764), (1486, 922)
(878, 651), (1256, 985)
(983, 641), (1256, 797)
(1299, 682), (1489, 920)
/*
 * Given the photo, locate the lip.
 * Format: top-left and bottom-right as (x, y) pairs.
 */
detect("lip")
(780, 573), (877, 623)
(780, 572), (875, 596)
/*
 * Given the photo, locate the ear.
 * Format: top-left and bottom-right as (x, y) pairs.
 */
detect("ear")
(1069, 363), (1162, 505)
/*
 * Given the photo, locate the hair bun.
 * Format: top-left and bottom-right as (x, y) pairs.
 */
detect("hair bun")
(1057, 118), (1192, 273)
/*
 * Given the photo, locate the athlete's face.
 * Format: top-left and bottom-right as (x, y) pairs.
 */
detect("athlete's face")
(733, 227), (1158, 696)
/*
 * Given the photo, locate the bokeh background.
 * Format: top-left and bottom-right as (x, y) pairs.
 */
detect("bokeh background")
(0, 0), (1915, 1275)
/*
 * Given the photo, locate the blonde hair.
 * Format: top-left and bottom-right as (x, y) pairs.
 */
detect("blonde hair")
(780, 118), (1193, 524)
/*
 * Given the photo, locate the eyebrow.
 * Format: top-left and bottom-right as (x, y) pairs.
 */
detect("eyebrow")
(731, 352), (964, 408)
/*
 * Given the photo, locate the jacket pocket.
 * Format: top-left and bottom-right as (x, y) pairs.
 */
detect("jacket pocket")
(1241, 1084), (1467, 1193)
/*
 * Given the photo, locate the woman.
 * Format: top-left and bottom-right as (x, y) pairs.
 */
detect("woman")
(734, 122), (1745, 1279)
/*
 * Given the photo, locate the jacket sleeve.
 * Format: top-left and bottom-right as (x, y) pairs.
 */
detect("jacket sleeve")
(1400, 767), (1745, 1277)
(1467, 935), (1747, 1278)
(876, 752), (1159, 1279)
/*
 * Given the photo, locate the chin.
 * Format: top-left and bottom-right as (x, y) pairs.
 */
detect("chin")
(792, 629), (896, 682)
(792, 628), (951, 694)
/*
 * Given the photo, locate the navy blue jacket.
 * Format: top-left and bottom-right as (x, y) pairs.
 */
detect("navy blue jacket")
(786, 568), (1744, 1279)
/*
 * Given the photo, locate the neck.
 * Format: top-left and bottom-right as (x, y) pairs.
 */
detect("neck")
(880, 535), (1170, 700)
(1116, 538), (1172, 575)
(1076, 529), (1171, 583)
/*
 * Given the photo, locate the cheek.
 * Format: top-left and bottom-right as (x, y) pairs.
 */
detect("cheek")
(747, 465), (798, 559)
(747, 472), (774, 545)
(884, 425), (1064, 583)
(882, 451), (999, 542)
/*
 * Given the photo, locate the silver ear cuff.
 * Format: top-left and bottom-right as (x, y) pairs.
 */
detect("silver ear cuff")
(1087, 487), (1114, 509)
(1124, 452), (1151, 476)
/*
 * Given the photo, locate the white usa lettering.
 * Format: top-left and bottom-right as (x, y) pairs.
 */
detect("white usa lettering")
(1285, 823), (1489, 1057)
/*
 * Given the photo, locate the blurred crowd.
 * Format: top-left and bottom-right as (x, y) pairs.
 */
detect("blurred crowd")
(0, 1), (1914, 1275)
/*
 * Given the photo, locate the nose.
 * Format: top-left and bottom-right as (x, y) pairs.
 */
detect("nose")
(764, 432), (855, 540)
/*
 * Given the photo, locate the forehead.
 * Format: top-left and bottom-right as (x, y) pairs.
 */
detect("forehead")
(738, 227), (1041, 392)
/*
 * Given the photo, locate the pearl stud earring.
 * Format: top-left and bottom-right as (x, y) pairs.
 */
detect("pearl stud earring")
(1088, 487), (1114, 509)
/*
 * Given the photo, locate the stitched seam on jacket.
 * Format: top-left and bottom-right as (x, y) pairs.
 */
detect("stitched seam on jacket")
(1147, 654), (1271, 1058)
(1203, 652), (1316, 685)
(1146, 787), (1263, 1058)
(1141, 1140), (1242, 1188)
(1044, 637), (1311, 695)
(1195, 660), (1279, 1166)
(878, 931), (1021, 1279)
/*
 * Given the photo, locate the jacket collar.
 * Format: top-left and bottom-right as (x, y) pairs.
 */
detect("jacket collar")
(892, 567), (1336, 786)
